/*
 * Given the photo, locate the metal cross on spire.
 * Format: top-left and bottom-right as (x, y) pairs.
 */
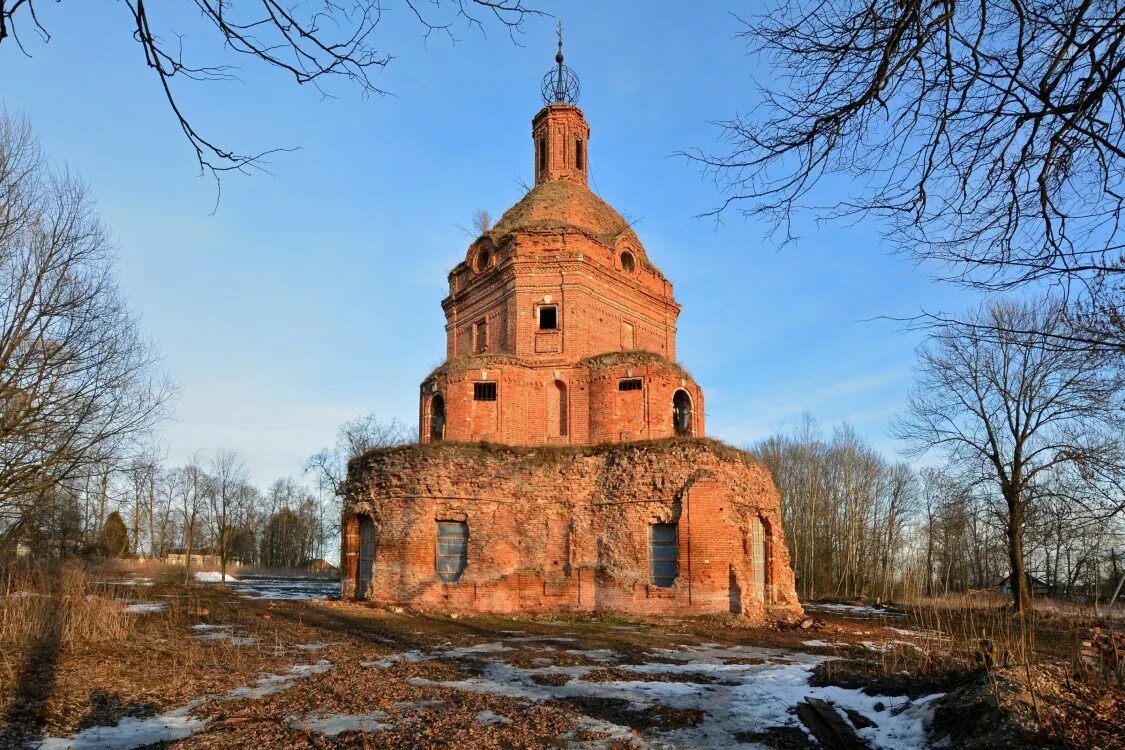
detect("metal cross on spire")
(541, 22), (580, 105)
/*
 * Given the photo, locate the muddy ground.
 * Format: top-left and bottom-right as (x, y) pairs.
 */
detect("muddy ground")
(1, 578), (1120, 749)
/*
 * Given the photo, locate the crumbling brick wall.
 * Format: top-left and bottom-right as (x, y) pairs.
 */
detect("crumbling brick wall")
(342, 439), (803, 624)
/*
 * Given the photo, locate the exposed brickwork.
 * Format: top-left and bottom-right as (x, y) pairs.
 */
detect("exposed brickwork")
(343, 441), (803, 623)
(344, 95), (802, 623)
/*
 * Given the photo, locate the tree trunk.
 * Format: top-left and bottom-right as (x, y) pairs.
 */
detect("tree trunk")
(1005, 490), (1032, 613)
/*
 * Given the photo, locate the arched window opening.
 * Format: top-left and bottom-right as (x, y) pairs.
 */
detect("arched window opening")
(429, 394), (445, 442)
(436, 521), (468, 583)
(551, 380), (568, 437)
(750, 517), (768, 602)
(575, 138), (584, 170)
(620, 250), (635, 272)
(357, 516), (376, 601)
(673, 390), (693, 436)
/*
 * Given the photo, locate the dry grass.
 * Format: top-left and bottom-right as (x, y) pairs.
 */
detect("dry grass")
(1, 562), (130, 650)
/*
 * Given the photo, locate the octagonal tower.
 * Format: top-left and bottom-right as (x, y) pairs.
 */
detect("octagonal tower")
(420, 91), (703, 446)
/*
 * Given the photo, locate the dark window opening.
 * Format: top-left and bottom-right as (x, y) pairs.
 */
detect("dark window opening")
(673, 389), (693, 436)
(538, 305), (558, 330)
(473, 319), (487, 353)
(356, 516), (376, 600)
(649, 523), (678, 587)
(619, 378), (643, 392)
(474, 382), (497, 401)
(429, 393), (445, 442)
(575, 138), (584, 170)
(436, 521), (467, 583)
(621, 251), (636, 272)
(539, 137), (547, 173)
(476, 248), (491, 271)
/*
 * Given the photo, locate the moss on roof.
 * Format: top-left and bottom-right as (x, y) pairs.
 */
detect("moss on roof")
(349, 436), (761, 473)
(579, 351), (694, 380)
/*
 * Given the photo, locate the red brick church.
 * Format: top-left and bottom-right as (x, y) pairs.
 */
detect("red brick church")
(342, 41), (802, 623)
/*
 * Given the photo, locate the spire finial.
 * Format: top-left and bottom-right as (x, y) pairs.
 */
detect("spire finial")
(540, 23), (580, 105)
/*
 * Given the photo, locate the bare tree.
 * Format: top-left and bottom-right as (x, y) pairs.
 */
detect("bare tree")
(173, 456), (209, 585)
(207, 449), (249, 582)
(0, 113), (174, 553)
(893, 298), (1125, 611)
(689, 2), (1125, 350)
(0, 1), (540, 182)
(306, 413), (414, 499)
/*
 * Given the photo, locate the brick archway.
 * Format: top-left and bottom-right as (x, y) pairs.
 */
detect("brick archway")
(673, 389), (693, 436)
(343, 513), (377, 601)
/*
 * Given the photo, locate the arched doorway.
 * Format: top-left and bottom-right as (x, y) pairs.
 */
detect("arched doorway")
(356, 516), (376, 601)
(429, 393), (445, 442)
(673, 390), (693, 436)
(750, 516), (769, 602)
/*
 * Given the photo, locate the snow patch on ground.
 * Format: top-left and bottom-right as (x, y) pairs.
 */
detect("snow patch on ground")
(27, 702), (206, 750)
(800, 639), (832, 648)
(289, 710), (391, 736)
(441, 642), (512, 658)
(193, 571), (239, 583)
(360, 650), (427, 669)
(804, 602), (907, 618)
(410, 640), (941, 749)
(121, 601), (168, 614)
(474, 710), (512, 726)
(190, 624), (255, 646)
(29, 656), (335, 748)
(565, 648), (617, 662)
(226, 660), (332, 700)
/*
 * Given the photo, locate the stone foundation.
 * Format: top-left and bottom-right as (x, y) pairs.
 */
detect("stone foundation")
(342, 439), (802, 624)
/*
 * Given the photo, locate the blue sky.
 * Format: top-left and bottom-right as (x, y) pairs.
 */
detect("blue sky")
(2, 1), (973, 486)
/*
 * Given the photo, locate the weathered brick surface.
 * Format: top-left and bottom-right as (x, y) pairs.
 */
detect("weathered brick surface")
(344, 100), (802, 623)
(342, 440), (803, 623)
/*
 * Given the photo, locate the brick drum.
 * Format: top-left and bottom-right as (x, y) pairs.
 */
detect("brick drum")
(343, 67), (803, 623)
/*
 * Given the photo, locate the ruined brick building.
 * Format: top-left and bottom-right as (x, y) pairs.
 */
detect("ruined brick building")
(342, 41), (802, 623)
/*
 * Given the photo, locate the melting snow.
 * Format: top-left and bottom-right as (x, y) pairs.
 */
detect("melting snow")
(800, 639), (832, 648)
(190, 624), (255, 646)
(122, 602), (167, 614)
(27, 701), (206, 750)
(226, 661), (332, 699)
(804, 602), (907, 618)
(360, 650), (427, 669)
(193, 571), (238, 583)
(289, 710), (391, 736)
(409, 640), (941, 749)
(475, 710), (512, 726)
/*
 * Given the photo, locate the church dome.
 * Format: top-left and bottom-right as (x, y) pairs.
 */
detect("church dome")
(490, 178), (633, 243)
(486, 178), (661, 276)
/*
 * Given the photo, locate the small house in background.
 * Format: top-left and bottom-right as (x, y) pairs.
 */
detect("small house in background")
(164, 548), (243, 570)
(997, 572), (1053, 598)
(302, 558), (339, 575)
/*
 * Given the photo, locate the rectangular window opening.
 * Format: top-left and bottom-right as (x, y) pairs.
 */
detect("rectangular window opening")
(436, 521), (467, 583)
(539, 137), (547, 173)
(575, 139), (584, 171)
(474, 381), (497, 401)
(649, 523), (678, 588)
(538, 305), (558, 330)
(618, 378), (643, 392)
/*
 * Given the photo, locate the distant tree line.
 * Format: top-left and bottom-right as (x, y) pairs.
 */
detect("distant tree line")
(759, 415), (1124, 605)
